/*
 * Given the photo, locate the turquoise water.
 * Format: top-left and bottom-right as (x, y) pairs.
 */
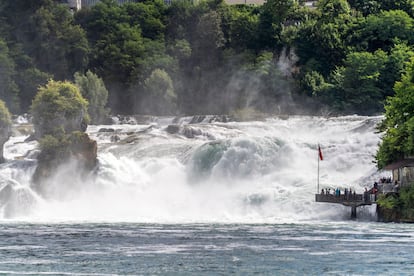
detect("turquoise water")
(1, 222), (413, 275)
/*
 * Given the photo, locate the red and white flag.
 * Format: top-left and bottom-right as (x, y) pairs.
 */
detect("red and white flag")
(318, 145), (323, 161)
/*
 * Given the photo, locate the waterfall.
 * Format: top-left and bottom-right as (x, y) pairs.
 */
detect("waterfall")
(0, 115), (385, 223)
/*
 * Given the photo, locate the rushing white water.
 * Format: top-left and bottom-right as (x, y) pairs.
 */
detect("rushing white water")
(0, 115), (386, 223)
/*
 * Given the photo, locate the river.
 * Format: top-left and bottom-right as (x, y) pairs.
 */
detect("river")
(1, 115), (413, 274)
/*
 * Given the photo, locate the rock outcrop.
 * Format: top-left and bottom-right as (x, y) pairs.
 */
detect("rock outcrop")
(30, 80), (98, 191)
(0, 100), (12, 163)
(32, 132), (98, 189)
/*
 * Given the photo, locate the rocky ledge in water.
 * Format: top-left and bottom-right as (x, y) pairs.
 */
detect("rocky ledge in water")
(32, 132), (97, 193)
(110, 114), (231, 125)
(29, 80), (98, 194)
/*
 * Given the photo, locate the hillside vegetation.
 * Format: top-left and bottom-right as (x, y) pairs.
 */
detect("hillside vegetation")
(0, 0), (412, 116)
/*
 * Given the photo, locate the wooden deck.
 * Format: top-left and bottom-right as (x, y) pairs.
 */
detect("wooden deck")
(315, 193), (376, 219)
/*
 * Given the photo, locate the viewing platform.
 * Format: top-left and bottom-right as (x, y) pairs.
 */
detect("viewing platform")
(315, 193), (376, 219)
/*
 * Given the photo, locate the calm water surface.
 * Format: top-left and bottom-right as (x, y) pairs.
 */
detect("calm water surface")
(0, 222), (413, 275)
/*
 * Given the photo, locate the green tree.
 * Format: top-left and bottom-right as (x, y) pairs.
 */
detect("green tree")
(0, 99), (12, 163)
(124, 0), (166, 40)
(348, 0), (381, 16)
(31, 80), (89, 139)
(294, 0), (353, 77)
(29, 4), (89, 80)
(75, 71), (110, 124)
(0, 100), (11, 130)
(352, 10), (414, 53)
(317, 0), (351, 22)
(16, 68), (51, 112)
(227, 6), (259, 51)
(76, 0), (173, 113)
(258, 0), (297, 50)
(169, 39), (192, 62)
(0, 39), (19, 112)
(0, 1), (56, 113)
(192, 10), (225, 67)
(165, 0), (197, 41)
(349, 0), (414, 16)
(294, 20), (348, 76)
(379, 0), (414, 17)
(301, 70), (330, 97)
(376, 58), (414, 168)
(329, 50), (387, 113)
(141, 69), (176, 115)
(30, 81), (97, 189)
(379, 43), (414, 98)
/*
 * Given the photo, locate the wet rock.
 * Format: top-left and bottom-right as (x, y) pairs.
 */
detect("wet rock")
(182, 126), (202, 138)
(32, 132), (98, 190)
(110, 135), (120, 143)
(166, 125), (180, 134)
(121, 134), (140, 144)
(99, 128), (115, 133)
(189, 115), (206, 124)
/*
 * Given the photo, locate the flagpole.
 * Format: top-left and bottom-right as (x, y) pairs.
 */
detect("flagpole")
(317, 146), (320, 194)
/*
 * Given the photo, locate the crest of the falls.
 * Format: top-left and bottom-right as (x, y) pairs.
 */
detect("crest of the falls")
(0, 115), (385, 223)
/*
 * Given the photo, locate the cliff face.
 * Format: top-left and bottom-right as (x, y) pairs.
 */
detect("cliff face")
(31, 112), (96, 192)
(32, 132), (97, 194)
(377, 205), (414, 223)
(30, 80), (96, 193)
(31, 117), (96, 193)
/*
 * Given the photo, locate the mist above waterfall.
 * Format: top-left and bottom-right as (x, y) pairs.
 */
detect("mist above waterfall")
(0, 115), (384, 223)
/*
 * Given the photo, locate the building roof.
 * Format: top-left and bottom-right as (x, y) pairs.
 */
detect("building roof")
(384, 159), (414, 170)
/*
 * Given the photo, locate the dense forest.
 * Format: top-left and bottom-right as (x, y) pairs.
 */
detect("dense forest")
(0, 0), (413, 117)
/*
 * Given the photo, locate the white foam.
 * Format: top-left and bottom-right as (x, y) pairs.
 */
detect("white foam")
(0, 115), (384, 223)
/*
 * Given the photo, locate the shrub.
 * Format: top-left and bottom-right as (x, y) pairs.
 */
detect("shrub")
(31, 80), (89, 138)
(0, 100), (11, 129)
(74, 71), (109, 124)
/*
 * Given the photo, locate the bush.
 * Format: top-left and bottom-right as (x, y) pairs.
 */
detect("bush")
(74, 71), (109, 124)
(38, 134), (70, 163)
(376, 193), (399, 210)
(38, 131), (95, 164)
(31, 80), (89, 138)
(142, 69), (176, 115)
(0, 100), (11, 129)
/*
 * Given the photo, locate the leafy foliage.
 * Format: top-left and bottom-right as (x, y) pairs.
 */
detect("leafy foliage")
(38, 134), (70, 163)
(141, 69), (176, 115)
(74, 71), (109, 124)
(31, 80), (89, 138)
(0, 0), (413, 116)
(75, 0), (173, 113)
(0, 39), (19, 113)
(376, 58), (414, 168)
(352, 10), (414, 53)
(0, 100), (11, 129)
(377, 193), (399, 209)
(377, 185), (414, 220)
(37, 131), (96, 172)
(29, 4), (89, 80)
(320, 50), (387, 114)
